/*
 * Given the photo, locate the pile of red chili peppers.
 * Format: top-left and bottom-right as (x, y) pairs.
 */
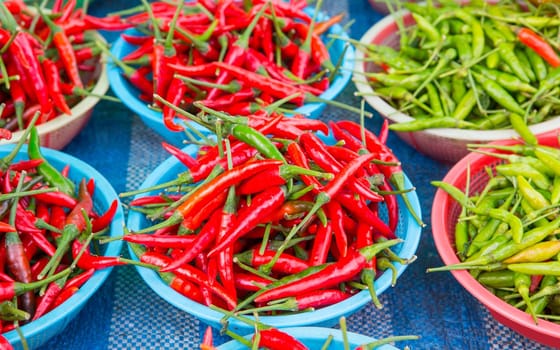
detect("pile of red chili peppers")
(111, 0), (345, 131)
(0, 116), (121, 347)
(122, 105), (421, 318)
(0, 0), (128, 131)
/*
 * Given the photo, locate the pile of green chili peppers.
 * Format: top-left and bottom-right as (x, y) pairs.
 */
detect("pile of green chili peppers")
(430, 126), (560, 323)
(357, 0), (560, 131)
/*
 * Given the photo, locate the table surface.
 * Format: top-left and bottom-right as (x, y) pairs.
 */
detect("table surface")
(29, 1), (558, 349)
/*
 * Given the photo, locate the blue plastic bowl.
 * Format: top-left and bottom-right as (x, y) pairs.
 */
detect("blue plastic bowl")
(217, 327), (399, 349)
(126, 142), (422, 334)
(108, 9), (354, 148)
(0, 145), (124, 350)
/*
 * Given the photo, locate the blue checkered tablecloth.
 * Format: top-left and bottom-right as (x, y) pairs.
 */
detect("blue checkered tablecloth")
(33, 1), (558, 349)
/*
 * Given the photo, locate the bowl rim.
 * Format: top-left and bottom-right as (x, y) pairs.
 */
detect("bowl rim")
(126, 142), (422, 331)
(107, 7), (355, 138)
(0, 145), (124, 346)
(352, 10), (560, 141)
(216, 326), (399, 349)
(0, 33), (109, 146)
(431, 133), (560, 343)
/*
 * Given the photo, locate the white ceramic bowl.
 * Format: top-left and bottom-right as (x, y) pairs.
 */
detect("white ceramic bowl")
(353, 10), (560, 164)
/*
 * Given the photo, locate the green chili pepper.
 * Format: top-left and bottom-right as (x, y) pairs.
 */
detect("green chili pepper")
(534, 147), (560, 177)
(514, 272), (538, 323)
(426, 83), (444, 117)
(496, 162), (551, 191)
(477, 270), (515, 288)
(388, 116), (478, 131)
(509, 114), (538, 146)
(487, 6), (516, 42)
(468, 192), (515, 256)
(485, 49), (501, 69)
(452, 89), (477, 120)
(508, 261), (560, 276)
(452, 10), (485, 58)
(473, 66), (536, 93)
(412, 13), (441, 44)
(524, 46), (548, 82)
(27, 127), (75, 196)
(455, 206), (469, 258)
(497, 42), (531, 83)
(517, 175), (551, 213)
(471, 71), (526, 115)
(451, 76), (467, 104)
(367, 71), (431, 90)
(514, 47), (537, 83)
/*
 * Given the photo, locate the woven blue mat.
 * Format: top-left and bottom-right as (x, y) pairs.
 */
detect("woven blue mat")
(35, 1), (557, 349)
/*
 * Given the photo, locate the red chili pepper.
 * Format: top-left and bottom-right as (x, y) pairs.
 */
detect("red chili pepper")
(140, 251), (237, 309)
(205, 5), (266, 100)
(237, 248), (310, 275)
(517, 27), (560, 68)
(4, 32), (51, 115)
(5, 61), (26, 125)
(123, 233), (195, 249)
(32, 278), (65, 320)
(0, 334), (13, 350)
(234, 272), (272, 292)
(41, 57), (72, 115)
(71, 239), (127, 270)
(207, 186), (287, 257)
(161, 142), (199, 169)
(336, 191), (394, 239)
(82, 14), (132, 31)
(161, 210), (221, 272)
(33, 190), (77, 208)
(161, 77), (188, 131)
(308, 221), (332, 266)
(41, 10), (83, 89)
(170, 159), (282, 223)
(336, 121), (423, 227)
(254, 328), (308, 350)
(212, 62), (306, 105)
(299, 132), (382, 202)
(326, 201), (348, 258)
(293, 289), (351, 310)
(91, 199), (119, 233)
(165, 273), (205, 304)
(286, 142), (324, 192)
(254, 239), (399, 303)
(8, 158), (43, 172)
(64, 268), (95, 290)
(52, 285), (79, 309)
(213, 186), (238, 299)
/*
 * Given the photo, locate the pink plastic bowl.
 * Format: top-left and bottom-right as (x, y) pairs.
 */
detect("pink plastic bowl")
(431, 132), (560, 347)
